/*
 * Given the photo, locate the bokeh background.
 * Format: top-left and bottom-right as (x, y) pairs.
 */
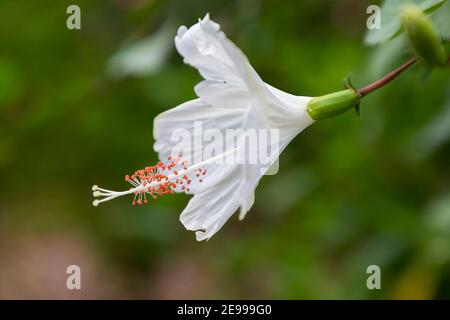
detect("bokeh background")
(0, 0), (449, 299)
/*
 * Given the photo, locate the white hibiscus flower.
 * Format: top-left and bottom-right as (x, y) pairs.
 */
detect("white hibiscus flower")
(92, 14), (362, 241)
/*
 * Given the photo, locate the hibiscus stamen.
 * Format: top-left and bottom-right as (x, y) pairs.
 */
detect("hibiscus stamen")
(92, 147), (239, 207)
(92, 154), (206, 207)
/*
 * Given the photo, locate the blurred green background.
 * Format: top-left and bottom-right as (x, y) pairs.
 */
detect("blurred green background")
(0, 0), (449, 299)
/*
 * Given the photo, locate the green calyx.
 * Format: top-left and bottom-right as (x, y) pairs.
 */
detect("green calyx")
(307, 89), (361, 120)
(401, 5), (447, 67)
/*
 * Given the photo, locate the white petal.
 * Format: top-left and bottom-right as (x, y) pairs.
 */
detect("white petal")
(175, 15), (248, 88)
(180, 167), (243, 241)
(153, 15), (316, 240)
(153, 98), (245, 194)
(177, 25), (187, 37)
(194, 80), (250, 109)
(153, 98), (245, 156)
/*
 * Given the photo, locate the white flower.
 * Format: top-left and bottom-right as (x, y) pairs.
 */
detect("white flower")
(93, 13), (315, 241)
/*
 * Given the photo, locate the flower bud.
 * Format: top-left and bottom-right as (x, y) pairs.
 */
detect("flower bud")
(307, 89), (360, 120)
(401, 5), (446, 67)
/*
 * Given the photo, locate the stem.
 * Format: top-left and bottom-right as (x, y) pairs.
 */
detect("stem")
(357, 57), (419, 97)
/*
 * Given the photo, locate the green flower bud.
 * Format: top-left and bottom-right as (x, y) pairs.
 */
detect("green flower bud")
(307, 89), (360, 120)
(401, 5), (446, 67)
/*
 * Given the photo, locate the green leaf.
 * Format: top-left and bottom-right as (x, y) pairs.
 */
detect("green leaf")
(367, 35), (409, 78)
(365, 0), (446, 45)
(430, 0), (450, 39)
(410, 92), (450, 159)
(106, 21), (175, 79)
